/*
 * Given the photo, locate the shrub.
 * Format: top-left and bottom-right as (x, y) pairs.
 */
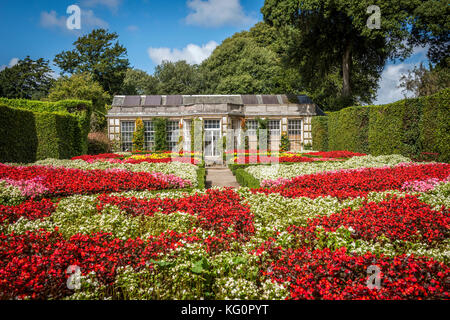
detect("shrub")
(88, 132), (111, 155)
(235, 169), (261, 188)
(132, 118), (145, 151)
(311, 116), (328, 151)
(280, 132), (291, 152)
(154, 118), (168, 152)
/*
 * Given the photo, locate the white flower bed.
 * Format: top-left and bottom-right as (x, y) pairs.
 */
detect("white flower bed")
(245, 154), (413, 182)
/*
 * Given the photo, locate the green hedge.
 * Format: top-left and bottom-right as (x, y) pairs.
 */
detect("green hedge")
(234, 169), (261, 188)
(154, 118), (168, 152)
(311, 116), (328, 151)
(196, 168), (206, 189)
(420, 89), (450, 162)
(0, 105), (38, 163)
(0, 98), (92, 163)
(311, 89), (449, 162)
(328, 107), (369, 154)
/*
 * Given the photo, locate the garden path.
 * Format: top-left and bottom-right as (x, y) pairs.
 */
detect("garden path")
(206, 168), (240, 189)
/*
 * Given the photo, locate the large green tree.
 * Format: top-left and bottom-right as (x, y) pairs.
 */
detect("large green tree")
(121, 68), (159, 95)
(261, 0), (447, 109)
(154, 61), (204, 95)
(0, 57), (54, 100)
(47, 73), (110, 131)
(200, 22), (303, 94)
(54, 29), (129, 96)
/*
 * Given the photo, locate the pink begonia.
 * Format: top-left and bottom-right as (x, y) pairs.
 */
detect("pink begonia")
(2, 176), (49, 198)
(401, 176), (450, 193)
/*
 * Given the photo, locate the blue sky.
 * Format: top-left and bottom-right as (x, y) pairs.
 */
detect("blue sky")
(0, 0), (429, 104)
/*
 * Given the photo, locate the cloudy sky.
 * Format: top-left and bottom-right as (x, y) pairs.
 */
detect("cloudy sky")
(0, 0), (429, 104)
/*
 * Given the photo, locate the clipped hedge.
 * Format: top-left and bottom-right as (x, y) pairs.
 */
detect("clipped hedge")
(235, 169), (261, 188)
(311, 116), (328, 151)
(196, 168), (206, 189)
(0, 99), (92, 163)
(328, 107), (369, 154)
(0, 105), (38, 163)
(420, 89), (450, 162)
(311, 89), (449, 162)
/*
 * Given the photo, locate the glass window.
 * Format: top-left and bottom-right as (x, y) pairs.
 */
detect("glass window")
(121, 121), (135, 152)
(204, 120), (221, 129)
(268, 120), (281, 136)
(246, 120), (257, 136)
(167, 121), (180, 151)
(144, 121), (155, 151)
(288, 120), (302, 136)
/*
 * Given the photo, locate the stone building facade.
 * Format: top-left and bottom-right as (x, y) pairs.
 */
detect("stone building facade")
(107, 94), (324, 160)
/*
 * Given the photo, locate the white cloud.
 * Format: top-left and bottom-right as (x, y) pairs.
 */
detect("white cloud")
(148, 41), (219, 65)
(0, 57), (20, 71)
(374, 63), (415, 105)
(374, 46), (429, 105)
(40, 9), (108, 32)
(81, 0), (122, 12)
(185, 0), (256, 27)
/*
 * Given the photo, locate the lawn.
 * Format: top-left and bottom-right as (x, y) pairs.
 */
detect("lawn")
(0, 151), (448, 300)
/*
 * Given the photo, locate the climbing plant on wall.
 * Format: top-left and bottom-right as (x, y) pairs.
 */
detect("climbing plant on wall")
(256, 117), (268, 151)
(132, 118), (145, 151)
(154, 117), (168, 151)
(280, 132), (291, 152)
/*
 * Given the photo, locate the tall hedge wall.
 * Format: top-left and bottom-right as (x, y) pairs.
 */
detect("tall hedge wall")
(311, 88), (449, 162)
(311, 116), (328, 151)
(0, 99), (92, 163)
(328, 107), (369, 154)
(0, 105), (38, 163)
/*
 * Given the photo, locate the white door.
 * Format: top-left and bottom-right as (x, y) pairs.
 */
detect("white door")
(204, 120), (221, 159)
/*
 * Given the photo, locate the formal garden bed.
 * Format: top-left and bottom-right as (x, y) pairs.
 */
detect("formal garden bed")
(0, 151), (448, 300)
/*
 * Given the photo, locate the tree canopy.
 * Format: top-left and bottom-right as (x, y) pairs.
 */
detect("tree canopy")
(261, 0), (449, 109)
(47, 73), (110, 131)
(54, 29), (129, 96)
(0, 57), (54, 100)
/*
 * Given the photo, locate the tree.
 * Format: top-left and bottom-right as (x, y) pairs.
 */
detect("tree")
(54, 29), (129, 95)
(261, 0), (424, 109)
(47, 73), (110, 132)
(0, 57), (54, 99)
(280, 132), (291, 152)
(399, 63), (450, 98)
(408, 0), (450, 68)
(200, 23), (303, 94)
(121, 68), (159, 95)
(154, 61), (204, 95)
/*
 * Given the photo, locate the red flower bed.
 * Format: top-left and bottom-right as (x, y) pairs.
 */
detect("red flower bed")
(96, 189), (255, 243)
(0, 230), (198, 300)
(71, 154), (123, 161)
(0, 189), (254, 299)
(0, 164), (182, 197)
(305, 151), (367, 158)
(258, 245), (449, 300)
(288, 195), (449, 245)
(255, 163), (450, 199)
(0, 199), (56, 224)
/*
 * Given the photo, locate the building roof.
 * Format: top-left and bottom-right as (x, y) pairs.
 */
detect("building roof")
(109, 94), (325, 117)
(112, 94), (318, 107)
